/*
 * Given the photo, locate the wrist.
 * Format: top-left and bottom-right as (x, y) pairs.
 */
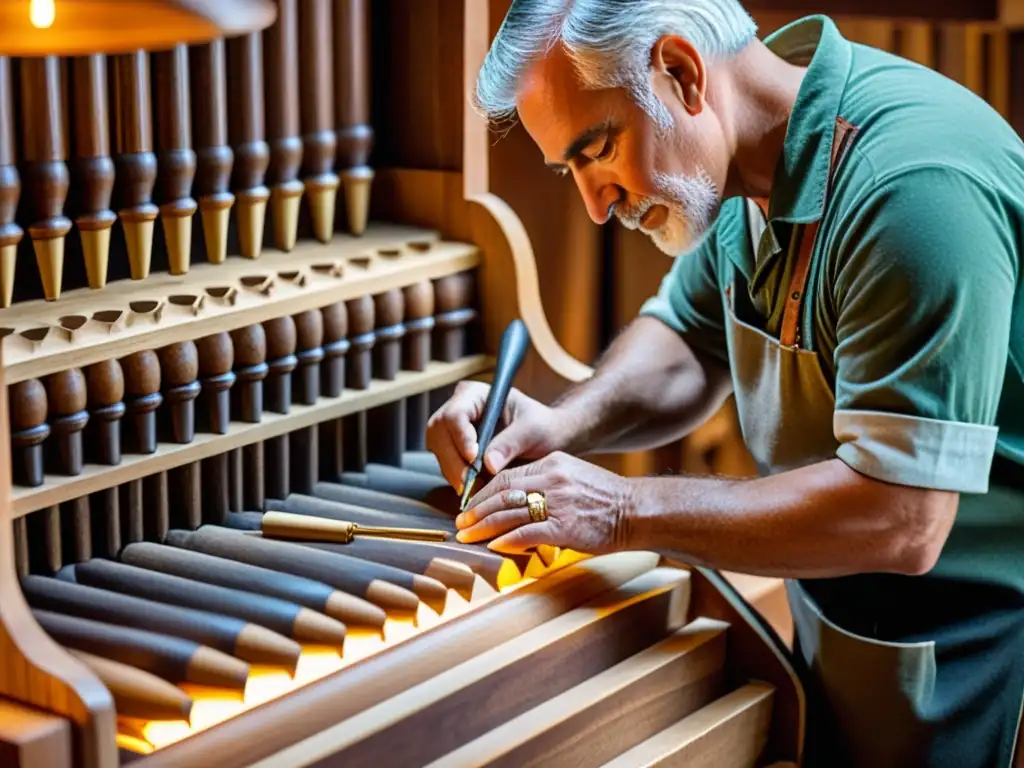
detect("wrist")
(617, 476), (658, 551)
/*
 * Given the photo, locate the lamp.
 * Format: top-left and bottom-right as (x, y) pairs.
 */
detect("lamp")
(0, 0), (277, 57)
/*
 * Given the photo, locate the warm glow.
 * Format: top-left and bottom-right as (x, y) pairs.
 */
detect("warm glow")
(118, 587), (501, 754)
(115, 555), (593, 755)
(30, 0), (56, 28)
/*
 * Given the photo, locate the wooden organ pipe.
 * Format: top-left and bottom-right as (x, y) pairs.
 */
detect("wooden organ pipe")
(263, 0), (304, 251)
(111, 51), (159, 281)
(291, 309), (323, 494)
(230, 324), (268, 511)
(343, 294), (374, 472)
(20, 56), (72, 301)
(190, 39), (235, 264)
(263, 315), (297, 500)
(159, 341), (203, 530)
(68, 559), (349, 647)
(32, 609), (251, 691)
(84, 360), (127, 556)
(0, 56), (21, 307)
(403, 280), (435, 450)
(319, 301), (348, 482)
(298, 0), (340, 243)
(68, 54), (116, 291)
(9, 379), (48, 487)
(122, 540), (385, 629)
(366, 289), (406, 466)
(43, 369), (88, 477)
(152, 45), (198, 276)
(227, 32), (271, 259)
(196, 332), (235, 524)
(67, 649), (194, 723)
(333, 0), (373, 235)
(26, 575), (302, 671)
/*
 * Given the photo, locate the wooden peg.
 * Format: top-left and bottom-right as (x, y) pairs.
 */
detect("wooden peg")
(20, 57), (72, 301)
(264, 0), (304, 251)
(228, 33), (271, 259)
(321, 301), (349, 397)
(191, 40), (235, 265)
(334, 0), (374, 236)
(196, 332), (236, 434)
(403, 280), (436, 449)
(367, 289), (406, 465)
(84, 359), (125, 466)
(433, 271), (478, 362)
(9, 379), (49, 487)
(299, 0), (340, 243)
(343, 294), (375, 471)
(44, 369), (89, 476)
(231, 323), (268, 510)
(158, 341), (200, 444)
(0, 57), (21, 308)
(292, 308), (324, 406)
(112, 51), (159, 281)
(262, 315), (296, 499)
(69, 54), (116, 291)
(153, 45), (198, 276)
(119, 350), (161, 454)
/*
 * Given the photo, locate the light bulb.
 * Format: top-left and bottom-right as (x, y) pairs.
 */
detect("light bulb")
(30, 0), (56, 29)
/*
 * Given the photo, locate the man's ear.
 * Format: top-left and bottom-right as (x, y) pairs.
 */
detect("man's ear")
(651, 35), (706, 115)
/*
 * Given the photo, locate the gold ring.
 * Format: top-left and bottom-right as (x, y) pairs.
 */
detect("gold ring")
(526, 492), (547, 523)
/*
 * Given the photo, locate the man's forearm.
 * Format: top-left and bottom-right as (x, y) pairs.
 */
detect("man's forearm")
(552, 317), (732, 455)
(622, 459), (958, 579)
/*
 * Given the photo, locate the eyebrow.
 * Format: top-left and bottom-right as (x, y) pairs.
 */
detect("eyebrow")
(545, 121), (610, 172)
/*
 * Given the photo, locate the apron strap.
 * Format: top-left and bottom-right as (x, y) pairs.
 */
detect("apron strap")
(779, 117), (860, 348)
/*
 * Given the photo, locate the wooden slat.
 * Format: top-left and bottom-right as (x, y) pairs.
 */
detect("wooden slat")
(427, 618), (732, 768)
(0, 697), (73, 768)
(600, 683), (775, 768)
(0, 225), (477, 384)
(898, 22), (936, 66)
(248, 566), (693, 767)
(134, 552), (664, 767)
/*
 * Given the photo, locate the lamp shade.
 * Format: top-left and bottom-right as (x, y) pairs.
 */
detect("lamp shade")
(0, 0), (277, 57)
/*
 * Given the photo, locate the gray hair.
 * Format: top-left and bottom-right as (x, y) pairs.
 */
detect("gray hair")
(475, 0), (757, 127)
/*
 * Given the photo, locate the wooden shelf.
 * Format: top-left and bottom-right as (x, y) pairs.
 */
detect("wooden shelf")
(0, 222), (480, 384)
(11, 355), (492, 518)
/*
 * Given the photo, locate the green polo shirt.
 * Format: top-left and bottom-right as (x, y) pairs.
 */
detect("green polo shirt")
(640, 15), (1024, 498)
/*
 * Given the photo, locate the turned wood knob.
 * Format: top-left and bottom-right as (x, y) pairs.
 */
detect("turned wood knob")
(121, 350), (161, 398)
(11, 379), (48, 432)
(85, 359), (126, 466)
(345, 294), (374, 390)
(196, 332), (236, 434)
(10, 379), (49, 487)
(231, 324), (267, 367)
(231, 324), (268, 423)
(45, 369), (89, 476)
(321, 301), (349, 398)
(120, 350), (162, 454)
(158, 341), (200, 444)
(263, 315), (297, 414)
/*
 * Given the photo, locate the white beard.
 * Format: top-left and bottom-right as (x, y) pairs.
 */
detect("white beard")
(614, 168), (720, 256)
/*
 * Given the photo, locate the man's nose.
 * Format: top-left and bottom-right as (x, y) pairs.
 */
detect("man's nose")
(576, 174), (620, 225)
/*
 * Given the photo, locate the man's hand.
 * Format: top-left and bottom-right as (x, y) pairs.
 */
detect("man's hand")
(425, 381), (572, 494)
(454, 452), (634, 555)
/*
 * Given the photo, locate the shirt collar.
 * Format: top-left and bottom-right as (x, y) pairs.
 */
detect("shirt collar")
(762, 15), (853, 225)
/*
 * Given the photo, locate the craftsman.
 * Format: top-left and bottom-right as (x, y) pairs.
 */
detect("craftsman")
(426, 2), (1024, 766)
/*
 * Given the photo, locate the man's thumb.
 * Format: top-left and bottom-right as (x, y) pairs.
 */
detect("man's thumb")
(483, 426), (530, 474)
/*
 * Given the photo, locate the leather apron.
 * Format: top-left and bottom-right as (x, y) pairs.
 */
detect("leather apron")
(724, 117), (1024, 767)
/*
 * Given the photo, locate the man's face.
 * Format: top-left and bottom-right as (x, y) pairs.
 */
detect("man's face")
(516, 39), (727, 255)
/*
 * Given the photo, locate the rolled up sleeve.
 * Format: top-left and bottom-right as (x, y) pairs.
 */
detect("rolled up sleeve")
(832, 168), (1014, 494)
